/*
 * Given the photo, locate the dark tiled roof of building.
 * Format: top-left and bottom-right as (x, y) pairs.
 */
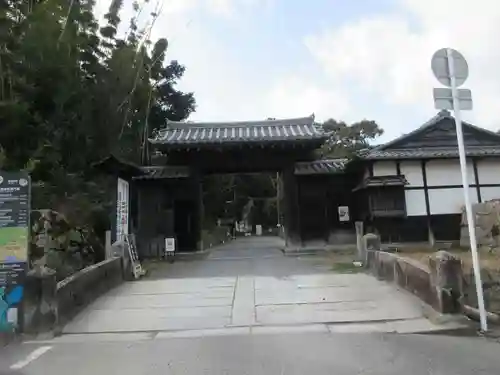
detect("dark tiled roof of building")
(92, 154), (144, 177)
(363, 147), (500, 160)
(353, 175), (408, 191)
(134, 166), (191, 180)
(294, 159), (348, 175)
(149, 115), (328, 146)
(361, 110), (500, 160)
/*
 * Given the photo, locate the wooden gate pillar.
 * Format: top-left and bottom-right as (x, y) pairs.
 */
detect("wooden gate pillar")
(281, 167), (301, 249)
(193, 172), (204, 251)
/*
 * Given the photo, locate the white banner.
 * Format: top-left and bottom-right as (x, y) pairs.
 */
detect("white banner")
(165, 237), (176, 253)
(338, 206), (350, 222)
(116, 178), (129, 241)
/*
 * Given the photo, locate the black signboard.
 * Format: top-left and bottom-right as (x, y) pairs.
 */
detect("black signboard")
(0, 171), (30, 332)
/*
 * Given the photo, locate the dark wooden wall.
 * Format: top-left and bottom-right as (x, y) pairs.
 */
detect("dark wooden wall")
(135, 178), (200, 257)
(297, 176), (328, 242)
(296, 174), (358, 245)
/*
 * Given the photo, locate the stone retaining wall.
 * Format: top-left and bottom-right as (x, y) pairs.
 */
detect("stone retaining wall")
(365, 250), (463, 314)
(23, 243), (125, 335)
(55, 257), (123, 330)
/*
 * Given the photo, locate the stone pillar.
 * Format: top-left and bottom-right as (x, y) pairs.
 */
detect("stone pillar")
(362, 233), (381, 267)
(24, 269), (57, 333)
(105, 230), (112, 259)
(355, 221), (364, 260)
(428, 251), (464, 314)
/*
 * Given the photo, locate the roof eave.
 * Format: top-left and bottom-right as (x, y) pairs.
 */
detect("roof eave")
(148, 136), (328, 149)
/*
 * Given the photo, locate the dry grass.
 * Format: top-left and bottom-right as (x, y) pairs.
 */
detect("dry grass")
(401, 247), (500, 275)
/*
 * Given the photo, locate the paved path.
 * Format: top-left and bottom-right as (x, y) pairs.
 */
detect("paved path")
(63, 237), (439, 334)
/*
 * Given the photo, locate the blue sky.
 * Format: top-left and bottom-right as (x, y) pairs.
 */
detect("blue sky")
(96, 0), (500, 143)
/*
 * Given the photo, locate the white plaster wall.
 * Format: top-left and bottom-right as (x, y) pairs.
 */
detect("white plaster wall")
(428, 188), (478, 214)
(477, 159), (500, 185)
(480, 186), (500, 202)
(373, 161), (396, 176)
(400, 161), (423, 187)
(404, 189), (427, 216)
(425, 159), (475, 187)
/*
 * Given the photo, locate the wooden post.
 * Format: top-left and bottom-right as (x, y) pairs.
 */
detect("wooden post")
(196, 174), (204, 251)
(282, 167), (301, 250)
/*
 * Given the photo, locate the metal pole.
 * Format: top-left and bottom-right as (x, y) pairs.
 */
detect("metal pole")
(446, 48), (487, 332)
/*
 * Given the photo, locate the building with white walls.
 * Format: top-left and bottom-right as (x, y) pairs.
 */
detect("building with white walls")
(355, 110), (500, 244)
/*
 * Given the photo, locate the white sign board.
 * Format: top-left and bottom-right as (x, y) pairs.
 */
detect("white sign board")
(431, 48), (469, 87)
(165, 237), (176, 253)
(433, 87), (472, 111)
(338, 206), (350, 222)
(116, 178), (129, 242)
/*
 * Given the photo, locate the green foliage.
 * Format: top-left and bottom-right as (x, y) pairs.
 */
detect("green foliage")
(318, 118), (383, 158)
(202, 173), (278, 227)
(0, 0), (195, 238)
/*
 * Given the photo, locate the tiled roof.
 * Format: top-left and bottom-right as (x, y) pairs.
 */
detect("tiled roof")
(363, 147), (500, 160)
(149, 116), (327, 147)
(92, 154), (144, 177)
(353, 175), (408, 191)
(362, 110), (500, 160)
(294, 159), (348, 175)
(134, 166), (191, 180)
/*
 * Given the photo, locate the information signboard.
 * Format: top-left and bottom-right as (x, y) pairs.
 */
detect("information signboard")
(116, 178), (129, 242)
(0, 171), (30, 332)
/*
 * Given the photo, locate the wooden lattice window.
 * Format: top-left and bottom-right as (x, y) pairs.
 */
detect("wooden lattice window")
(369, 187), (406, 217)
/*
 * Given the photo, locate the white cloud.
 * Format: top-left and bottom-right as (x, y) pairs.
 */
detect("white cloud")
(305, 0), (500, 133)
(95, 0), (500, 135)
(265, 77), (351, 122)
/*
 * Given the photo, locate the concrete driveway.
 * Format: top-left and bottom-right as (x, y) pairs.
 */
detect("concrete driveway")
(62, 237), (440, 335)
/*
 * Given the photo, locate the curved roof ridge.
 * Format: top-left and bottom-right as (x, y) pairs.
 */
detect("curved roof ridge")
(164, 115), (315, 129)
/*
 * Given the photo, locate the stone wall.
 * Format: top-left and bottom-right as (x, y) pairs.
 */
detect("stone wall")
(460, 199), (500, 248)
(365, 249), (463, 314)
(24, 242), (125, 335)
(55, 257), (123, 330)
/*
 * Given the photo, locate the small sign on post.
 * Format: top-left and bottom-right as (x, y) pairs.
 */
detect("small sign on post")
(338, 206), (350, 222)
(433, 88), (472, 111)
(165, 237), (176, 253)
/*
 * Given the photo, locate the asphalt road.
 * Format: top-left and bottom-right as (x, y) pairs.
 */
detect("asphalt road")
(1, 331), (500, 374)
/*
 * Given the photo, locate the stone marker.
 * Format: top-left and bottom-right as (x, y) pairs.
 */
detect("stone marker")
(361, 233), (381, 265)
(428, 251), (463, 314)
